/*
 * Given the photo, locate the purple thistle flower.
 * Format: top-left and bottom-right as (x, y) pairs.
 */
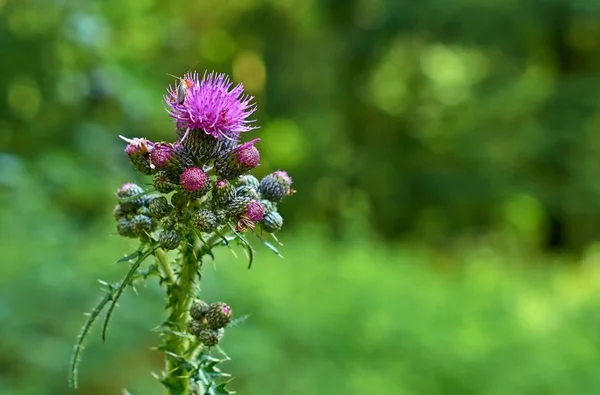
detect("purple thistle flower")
(245, 200), (265, 222)
(236, 138), (260, 168)
(164, 71), (257, 141)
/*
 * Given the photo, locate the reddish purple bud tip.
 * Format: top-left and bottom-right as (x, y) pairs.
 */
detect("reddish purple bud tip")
(273, 170), (292, 184)
(245, 200), (265, 221)
(236, 138), (260, 168)
(180, 167), (209, 192)
(215, 179), (228, 189)
(150, 143), (173, 169)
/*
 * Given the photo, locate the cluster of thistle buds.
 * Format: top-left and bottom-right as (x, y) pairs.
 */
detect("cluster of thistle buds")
(187, 300), (232, 346)
(113, 71), (294, 248)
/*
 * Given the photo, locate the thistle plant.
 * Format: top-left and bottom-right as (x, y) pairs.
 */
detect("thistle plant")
(69, 71), (294, 394)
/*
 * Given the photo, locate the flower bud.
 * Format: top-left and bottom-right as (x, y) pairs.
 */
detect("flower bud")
(160, 214), (177, 230)
(113, 204), (126, 220)
(116, 218), (136, 238)
(236, 185), (259, 199)
(212, 179), (236, 207)
(153, 171), (177, 194)
(124, 138), (155, 175)
(197, 328), (224, 347)
(193, 209), (218, 233)
(131, 214), (153, 235)
(244, 200), (265, 222)
(180, 167), (210, 199)
(227, 195), (252, 217)
(237, 175), (260, 190)
(261, 211), (283, 233)
(190, 300), (210, 320)
(206, 302), (233, 329)
(259, 171), (294, 202)
(148, 196), (171, 219)
(260, 199), (276, 213)
(214, 139), (260, 180)
(188, 320), (206, 337)
(214, 209), (229, 225)
(150, 142), (194, 174)
(116, 183), (145, 212)
(159, 229), (181, 250)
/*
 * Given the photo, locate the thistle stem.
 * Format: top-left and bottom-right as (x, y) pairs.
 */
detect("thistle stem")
(164, 233), (200, 395)
(155, 248), (176, 286)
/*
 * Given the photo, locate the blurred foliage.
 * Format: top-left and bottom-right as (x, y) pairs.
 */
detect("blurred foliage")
(3, 0), (600, 394)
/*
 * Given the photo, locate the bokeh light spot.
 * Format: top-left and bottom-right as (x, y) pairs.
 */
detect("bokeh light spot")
(233, 50), (266, 93)
(8, 77), (42, 120)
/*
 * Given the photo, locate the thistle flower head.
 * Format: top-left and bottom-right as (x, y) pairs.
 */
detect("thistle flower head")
(236, 138), (260, 168)
(259, 170), (295, 202)
(214, 138), (261, 180)
(245, 200), (265, 222)
(165, 71), (257, 140)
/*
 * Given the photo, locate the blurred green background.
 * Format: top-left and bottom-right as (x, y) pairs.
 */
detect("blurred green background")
(3, 0), (600, 394)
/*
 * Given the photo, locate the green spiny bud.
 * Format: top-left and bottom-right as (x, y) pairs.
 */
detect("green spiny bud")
(214, 209), (229, 225)
(179, 128), (237, 164)
(116, 183), (145, 212)
(259, 171), (294, 202)
(188, 320), (207, 337)
(153, 171), (177, 194)
(131, 214), (153, 235)
(148, 196), (171, 219)
(190, 300), (210, 320)
(261, 211), (283, 233)
(227, 196), (252, 217)
(196, 328), (224, 347)
(260, 199), (276, 213)
(123, 137), (155, 175)
(238, 175), (260, 190)
(116, 218), (136, 238)
(159, 229), (181, 250)
(113, 204), (126, 220)
(205, 302), (232, 329)
(193, 209), (218, 233)
(214, 139), (260, 180)
(236, 185), (259, 199)
(160, 214), (177, 230)
(212, 179), (236, 207)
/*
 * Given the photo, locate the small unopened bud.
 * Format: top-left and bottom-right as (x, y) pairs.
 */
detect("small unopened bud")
(116, 218), (136, 238)
(180, 167), (210, 198)
(197, 328), (224, 347)
(188, 320), (206, 337)
(116, 183), (145, 211)
(236, 185), (259, 199)
(260, 199), (276, 213)
(150, 142), (193, 174)
(214, 139), (260, 180)
(238, 175), (260, 190)
(227, 196), (252, 217)
(148, 196), (171, 219)
(190, 300), (210, 320)
(259, 171), (294, 202)
(160, 214), (177, 230)
(212, 179), (236, 207)
(153, 171), (177, 194)
(244, 200), (265, 222)
(159, 229), (181, 250)
(113, 204), (126, 220)
(261, 211), (283, 233)
(124, 137), (155, 175)
(206, 302), (233, 329)
(131, 214), (153, 235)
(193, 209), (218, 233)
(214, 209), (229, 225)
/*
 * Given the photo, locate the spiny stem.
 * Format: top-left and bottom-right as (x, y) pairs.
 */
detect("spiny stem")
(163, 233), (201, 395)
(155, 248), (176, 286)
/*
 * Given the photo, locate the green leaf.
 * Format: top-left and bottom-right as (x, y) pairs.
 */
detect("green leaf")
(101, 247), (155, 342)
(227, 224), (255, 269)
(68, 287), (114, 388)
(255, 234), (283, 258)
